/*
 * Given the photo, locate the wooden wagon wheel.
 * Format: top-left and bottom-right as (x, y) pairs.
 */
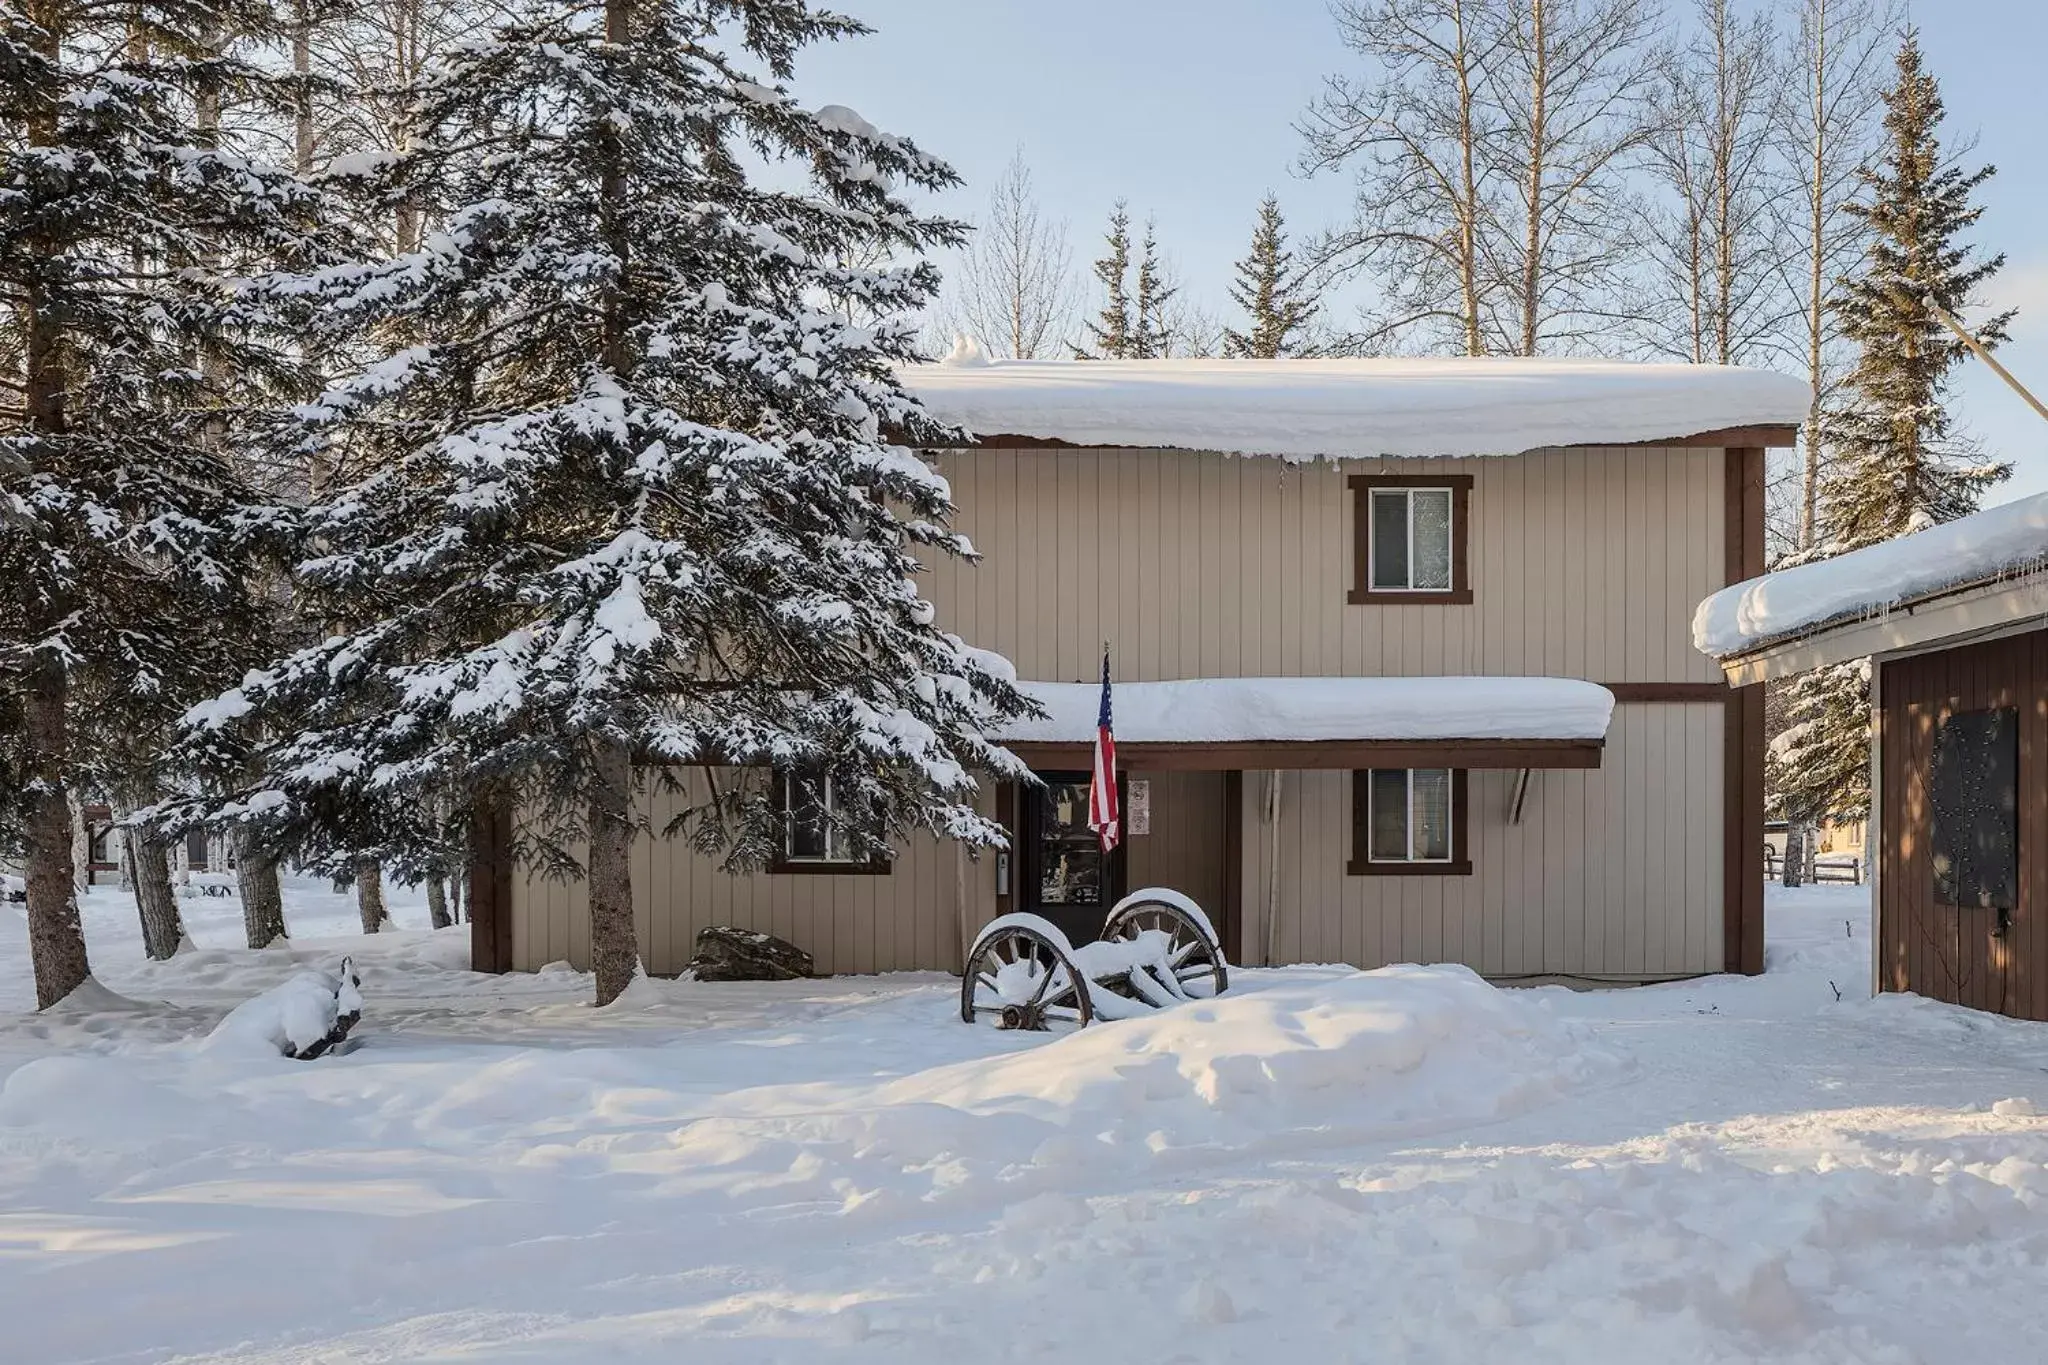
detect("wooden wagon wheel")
(959, 915), (1095, 1031)
(1102, 889), (1229, 1000)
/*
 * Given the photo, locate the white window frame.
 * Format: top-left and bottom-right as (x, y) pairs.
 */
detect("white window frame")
(1367, 486), (1456, 594)
(1367, 767), (1455, 864)
(782, 771), (851, 864)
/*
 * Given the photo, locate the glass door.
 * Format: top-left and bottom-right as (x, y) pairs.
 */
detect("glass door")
(1022, 771), (1123, 945)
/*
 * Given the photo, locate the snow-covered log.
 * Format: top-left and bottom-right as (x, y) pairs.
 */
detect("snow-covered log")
(204, 957), (364, 1060)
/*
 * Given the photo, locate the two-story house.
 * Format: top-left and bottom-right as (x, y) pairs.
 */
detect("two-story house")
(472, 357), (1810, 985)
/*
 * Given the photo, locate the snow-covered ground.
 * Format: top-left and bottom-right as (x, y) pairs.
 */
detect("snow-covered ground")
(1, 881), (2044, 1363)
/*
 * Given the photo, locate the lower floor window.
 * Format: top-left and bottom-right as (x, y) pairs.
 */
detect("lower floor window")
(784, 771), (845, 863)
(774, 771), (888, 873)
(1351, 768), (1471, 876)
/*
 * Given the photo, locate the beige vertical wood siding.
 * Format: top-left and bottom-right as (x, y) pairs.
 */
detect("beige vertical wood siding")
(513, 778), (989, 977)
(511, 444), (1730, 981)
(923, 447), (1727, 685)
(1235, 706), (1726, 978)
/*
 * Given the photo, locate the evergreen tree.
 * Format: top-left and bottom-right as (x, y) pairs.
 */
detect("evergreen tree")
(0, 0), (322, 1006)
(1223, 194), (1317, 359)
(1131, 218), (1177, 359)
(1076, 201), (1132, 359)
(1773, 30), (2011, 828)
(185, 0), (1035, 1005)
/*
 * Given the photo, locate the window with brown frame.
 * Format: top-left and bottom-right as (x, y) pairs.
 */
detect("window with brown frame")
(1348, 475), (1474, 605)
(768, 770), (890, 875)
(1348, 768), (1472, 876)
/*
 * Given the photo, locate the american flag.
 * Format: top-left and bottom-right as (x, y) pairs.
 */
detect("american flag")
(1088, 649), (1120, 853)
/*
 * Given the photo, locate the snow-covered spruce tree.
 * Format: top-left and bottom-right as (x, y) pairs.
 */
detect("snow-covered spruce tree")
(1223, 194), (1317, 359)
(1130, 218), (1176, 361)
(0, 0), (322, 1005)
(1773, 29), (2010, 829)
(1075, 200), (1133, 359)
(189, 0), (1036, 1005)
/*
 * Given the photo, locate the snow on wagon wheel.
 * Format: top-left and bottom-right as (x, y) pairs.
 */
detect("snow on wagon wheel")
(1102, 887), (1229, 1001)
(959, 914), (1095, 1031)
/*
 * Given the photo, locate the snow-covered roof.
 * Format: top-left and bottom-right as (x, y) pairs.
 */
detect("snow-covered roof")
(903, 354), (1810, 462)
(996, 676), (1614, 745)
(1693, 491), (2048, 659)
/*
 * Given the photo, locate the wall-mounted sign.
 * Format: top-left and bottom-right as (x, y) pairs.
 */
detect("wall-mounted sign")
(1128, 779), (1151, 836)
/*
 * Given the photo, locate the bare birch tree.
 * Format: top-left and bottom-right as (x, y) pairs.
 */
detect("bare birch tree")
(1299, 0), (1506, 354)
(1636, 0), (1788, 366)
(938, 151), (1080, 359)
(1780, 0), (1897, 549)
(1485, 0), (1660, 355)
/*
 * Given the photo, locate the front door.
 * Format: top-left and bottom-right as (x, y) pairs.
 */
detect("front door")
(1021, 770), (1124, 944)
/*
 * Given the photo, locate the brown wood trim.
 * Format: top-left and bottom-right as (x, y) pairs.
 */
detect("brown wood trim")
(1005, 737), (1601, 771)
(1221, 770), (1243, 964)
(1723, 447), (1767, 975)
(1347, 768), (1473, 876)
(995, 780), (1017, 915)
(951, 424), (1799, 452)
(1347, 474), (1476, 605)
(1602, 682), (1729, 703)
(1565, 424), (1799, 450)
(467, 800), (514, 974)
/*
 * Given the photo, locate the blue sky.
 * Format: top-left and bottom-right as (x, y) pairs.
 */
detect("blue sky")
(799, 1), (2048, 501)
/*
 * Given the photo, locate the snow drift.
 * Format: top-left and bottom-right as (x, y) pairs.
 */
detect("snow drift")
(655, 966), (1617, 1218)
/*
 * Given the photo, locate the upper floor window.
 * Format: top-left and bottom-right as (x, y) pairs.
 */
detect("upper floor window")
(1348, 475), (1474, 605)
(1349, 767), (1472, 876)
(772, 771), (889, 874)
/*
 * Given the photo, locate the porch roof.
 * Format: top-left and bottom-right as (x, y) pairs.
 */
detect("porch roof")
(995, 676), (1613, 771)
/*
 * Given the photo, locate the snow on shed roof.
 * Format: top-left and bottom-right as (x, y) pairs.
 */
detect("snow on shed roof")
(902, 354), (1810, 461)
(995, 676), (1615, 745)
(1693, 491), (2048, 659)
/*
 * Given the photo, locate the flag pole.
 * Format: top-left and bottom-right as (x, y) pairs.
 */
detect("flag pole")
(1920, 292), (2048, 427)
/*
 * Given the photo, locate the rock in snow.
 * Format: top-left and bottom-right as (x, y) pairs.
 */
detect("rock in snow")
(202, 956), (363, 1059)
(685, 925), (815, 981)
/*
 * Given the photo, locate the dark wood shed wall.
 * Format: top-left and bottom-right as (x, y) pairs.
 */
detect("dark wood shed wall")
(1880, 628), (2048, 1021)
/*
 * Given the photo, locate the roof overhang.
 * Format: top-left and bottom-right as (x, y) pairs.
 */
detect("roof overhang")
(953, 423), (1798, 453)
(1004, 737), (1603, 771)
(995, 676), (1614, 771)
(1716, 575), (2048, 685)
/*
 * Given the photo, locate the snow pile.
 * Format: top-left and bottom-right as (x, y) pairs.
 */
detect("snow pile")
(904, 356), (1810, 461)
(1000, 675), (1614, 744)
(1694, 489), (2048, 657)
(655, 967), (1613, 1213)
(200, 956), (363, 1059)
(883, 965), (1609, 1151)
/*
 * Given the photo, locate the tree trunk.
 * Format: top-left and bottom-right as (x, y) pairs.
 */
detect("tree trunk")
(426, 875), (451, 929)
(23, 668), (91, 1008)
(236, 829), (288, 947)
(68, 790), (91, 889)
(126, 827), (185, 960)
(293, 0), (314, 176)
(19, 10), (88, 1008)
(588, 739), (640, 1005)
(1799, 5), (1829, 549)
(356, 857), (391, 932)
(1520, 0), (1548, 357)
(1454, 1), (1483, 356)
(1782, 821), (1807, 888)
